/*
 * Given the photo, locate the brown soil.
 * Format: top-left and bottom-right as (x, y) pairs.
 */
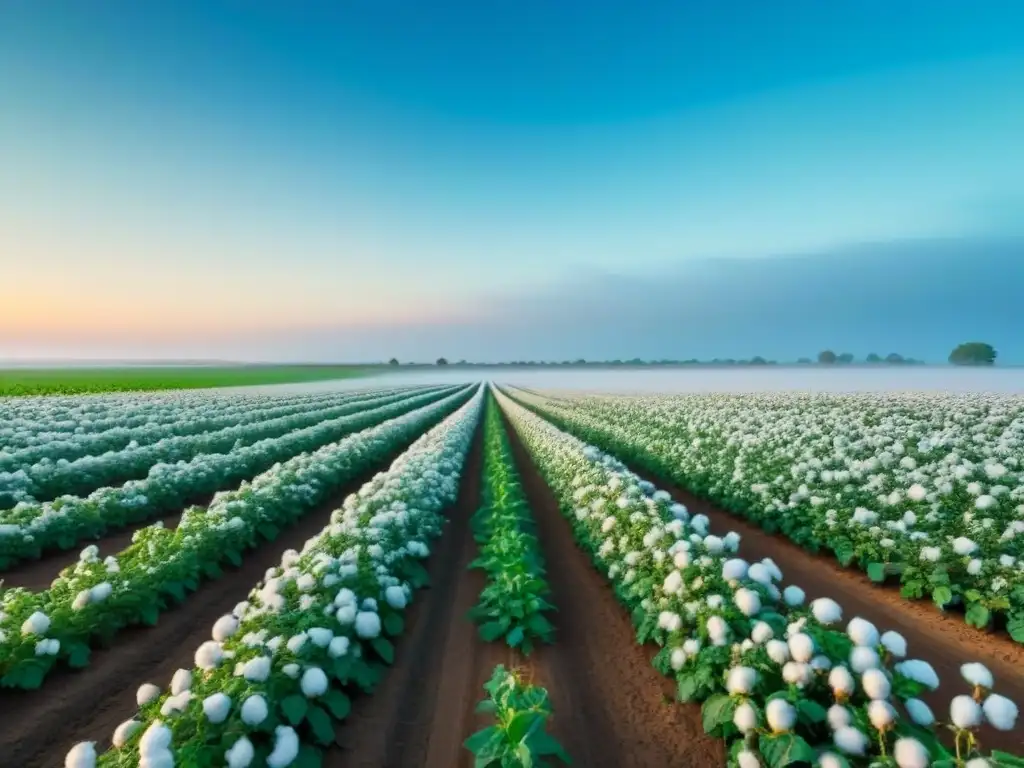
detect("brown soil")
(1, 508), (188, 591)
(626, 469), (1024, 753)
(330, 415), (723, 768)
(0, 443), (420, 768)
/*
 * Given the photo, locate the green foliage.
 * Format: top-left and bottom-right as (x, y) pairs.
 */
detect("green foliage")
(948, 342), (997, 366)
(464, 665), (570, 767)
(467, 397), (556, 655)
(817, 350), (837, 364)
(0, 365), (367, 396)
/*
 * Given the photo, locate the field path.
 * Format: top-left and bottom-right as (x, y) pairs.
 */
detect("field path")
(0, 445), (417, 768)
(627, 466), (1024, 753)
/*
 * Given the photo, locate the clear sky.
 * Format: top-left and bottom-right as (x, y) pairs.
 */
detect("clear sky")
(2, 1), (1023, 362)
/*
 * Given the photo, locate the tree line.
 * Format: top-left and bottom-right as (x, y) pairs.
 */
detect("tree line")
(384, 342), (997, 367)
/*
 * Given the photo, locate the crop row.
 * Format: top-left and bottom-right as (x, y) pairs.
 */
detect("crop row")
(1, 386), (477, 690)
(507, 389), (1024, 643)
(467, 395), (555, 655)
(0, 387), (432, 505)
(0, 386), (462, 569)
(0, 389), (352, 449)
(63, 386), (484, 767)
(495, 388), (1020, 768)
(0, 387), (402, 475)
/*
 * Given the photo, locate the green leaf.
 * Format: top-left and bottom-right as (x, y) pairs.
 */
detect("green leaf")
(527, 730), (571, 763)
(701, 693), (735, 734)
(758, 733), (817, 768)
(140, 604), (160, 626)
(677, 674), (698, 702)
(932, 585), (953, 608)
(464, 725), (501, 754)
(479, 621), (506, 642)
(797, 699), (827, 725)
(66, 641), (91, 669)
(371, 637), (395, 665)
(991, 750), (1024, 767)
(965, 603), (991, 629)
(224, 548), (243, 567)
(294, 744), (324, 768)
(383, 613), (404, 637)
(867, 562), (887, 582)
(281, 694), (308, 726)
(323, 689), (351, 720)
(1009, 615), (1024, 644)
(506, 626), (525, 648)
(833, 540), (854, 566)
(306, 705), (336, 746)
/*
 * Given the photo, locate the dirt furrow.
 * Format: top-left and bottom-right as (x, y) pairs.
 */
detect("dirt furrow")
(623, 466), (1024, 753)
(0, 446), (418, 768)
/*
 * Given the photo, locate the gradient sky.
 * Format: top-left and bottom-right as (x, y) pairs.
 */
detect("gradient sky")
(2, 1), (1023, 362)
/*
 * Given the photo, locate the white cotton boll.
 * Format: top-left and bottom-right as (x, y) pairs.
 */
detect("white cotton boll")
(138, 721), (172, 754)
(908, 484), (927, 502)
(296, 574), (316, 592)
(833, 726), (868, 755)
(267, 725), (300, 768)
(751, 621), (773, 644)
(893, 738), (929, 768)
(112, 719), (142, 748)
(202, 692), (232, 724)
(861, 668), (891, 700)
(818, 753), (846, 768)
(194, 641), (223, 671)
(170, 669), (192, 695)
(968, 559), (983, 576)
(747, 563), (772, 586)
(683, 638), (701, 656)
(961, 662), (994, 689)
(329, 636), (350, 658)
(733, 702), (758, 733)
(663, 570), (683, 594)
(734, 588), (761, 617)
(240, 694), (269, 726)
(737, 750), (761, 768)
(724, 532), (741, 551)
(286, 633), (307, 654)
(307, 627), (333, 648)
(72, 590), (91, 611)
(846, 617), (880, 647)
(673, 550), (690, 569)
(782, 662), (811, 687)
(21, 611), (50, 636)
(301, 667), (329, 698)
(850, 646), (880, 673)
(140, 751), (175, 768)
(965, 760), (992, 768)
(880, 631), (907, 658)
(788, 633), (814, 663)
(703, 535), (724, 555)
(950, 695), (983, 729)
(811, 598), (843, 626)
(385, 585), (407, 609)
(904, 698), (935, 726)
(89, 582), (112, 603)
(982, 693), (1018, 731)
(242, 656), (272, 683)
(706, 616), (728, 646)
(159, 691), (191, 717)
(782, 586), (805, 606)
(212, 615), (239, 642)
(895, 660), (940, 690)
(765, 699), (796, 733)
(355, 611), (382, 639)
(225, 736), (255, 768)
(136, 683), (161, 707)
(953, 537), (978, 556)
(766, 639), (790, 665)
(722, 558), (748, 581)
(868, 700), (896, 730)
(829, 666), (855, 697)
(670, 648), (687, 671)
(726, 666), (757, 695)
(65, 742), (96, 768)
(283, 663), (300, 678)
(810, 655), (832, 672)
(827, 704), (851, 731)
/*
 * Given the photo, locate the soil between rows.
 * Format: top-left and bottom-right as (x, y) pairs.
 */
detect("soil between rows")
(0, 440), (423, 768)
(625, 467), (1024, 753)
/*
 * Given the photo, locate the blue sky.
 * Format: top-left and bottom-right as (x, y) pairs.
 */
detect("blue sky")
(2, 1), (1023, 362)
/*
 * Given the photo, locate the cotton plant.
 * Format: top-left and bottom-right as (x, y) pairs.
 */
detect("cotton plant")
(64, 389), (484, 768)
(0, 387), (460, 569)
(503, 388), (1024, 643)
(495, 389), (1022, 768)
(0, 387), (476, 690)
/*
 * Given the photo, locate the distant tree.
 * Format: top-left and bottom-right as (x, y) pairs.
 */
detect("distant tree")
(885, 353), (905, 364)
(435, 357), (448, 366)
(818, 350), (837, 364)
(751, 356), (767, 365)
(866, 353), (882, 363)
(573, 359), (586, 365)
(797, 357), (813, 364)
(628, 357), (644, 365)
(949, 342), (997, 366)
(837, 352), (855, 364)
(457, 359), (467, 365)
(388, 358), (399, 366)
